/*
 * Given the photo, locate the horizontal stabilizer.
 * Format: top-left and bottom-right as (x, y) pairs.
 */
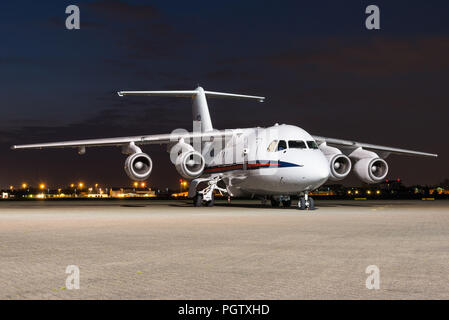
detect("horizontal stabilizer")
(117, 88), (265, 102)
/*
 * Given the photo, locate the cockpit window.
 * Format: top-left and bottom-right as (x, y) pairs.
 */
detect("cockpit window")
(306, 141), (319, 149)
(277, 140), (287, 151)
(267, 140), (278, 152)
(288, 140), (307, 149)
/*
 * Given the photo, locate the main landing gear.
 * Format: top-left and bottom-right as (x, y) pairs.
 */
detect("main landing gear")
(193, 193), (214, 207)
(270, 196), (291, 208)
(192, 177), (226, 207)
(298, 193), (315, 210)
(269, 194), (315, 210)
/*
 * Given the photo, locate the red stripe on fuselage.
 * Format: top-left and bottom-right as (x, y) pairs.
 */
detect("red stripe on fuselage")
(204, 162), (279, 173)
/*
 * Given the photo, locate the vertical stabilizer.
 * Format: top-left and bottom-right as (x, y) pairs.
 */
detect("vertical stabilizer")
(192, 87), (213, 132)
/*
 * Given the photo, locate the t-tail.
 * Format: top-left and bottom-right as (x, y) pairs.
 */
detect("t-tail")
(117, 86), (265, 132)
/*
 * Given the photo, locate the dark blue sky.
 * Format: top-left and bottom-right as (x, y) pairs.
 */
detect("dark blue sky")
(1, 1), (449, 189)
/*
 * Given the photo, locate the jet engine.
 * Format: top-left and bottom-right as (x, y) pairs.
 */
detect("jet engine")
(353, 157), (389, 184)
(319, 144), (352, 181)
(169, 140), (205, 179)
(175, 150), (205, 179)
(124, 152), (153, 181)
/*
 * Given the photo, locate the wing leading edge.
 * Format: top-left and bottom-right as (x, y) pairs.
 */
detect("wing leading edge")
(11, 130), (242, 150)
(313, 136), (438, 158)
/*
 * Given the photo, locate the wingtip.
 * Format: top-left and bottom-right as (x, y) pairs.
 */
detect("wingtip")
(117, 91), (124, 97)
(10, 145), (17, 150)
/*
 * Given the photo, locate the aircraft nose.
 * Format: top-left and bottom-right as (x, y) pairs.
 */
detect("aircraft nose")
(313, 153), (330, 183)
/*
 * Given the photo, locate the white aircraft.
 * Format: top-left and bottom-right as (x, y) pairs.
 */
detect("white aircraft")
(12, 87), (437, 210)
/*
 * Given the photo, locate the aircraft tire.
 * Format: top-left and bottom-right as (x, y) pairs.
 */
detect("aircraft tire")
(298, 197), (306, 210)
(282, 200), (291, 207)
(308, 197), (315, 210)
(193, 194), (203, 207)
(206, 194), (215, 207)
(271, 199), (280, 207)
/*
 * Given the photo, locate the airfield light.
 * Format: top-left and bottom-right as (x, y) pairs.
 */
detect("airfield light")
(182, 181), (187, 187)
(70, 183), (75, 188)
(95, 183), (99, 188)
(88, 187), (93, 192)
(39, 184), (46, 190)
(367, 190), (371, 195)
(22, 183), (27, 189)
(78, 182), (84, 189)
(133, 182), (139, 188)
(376, 190), (381, 195)
(140, 182), (146, 188)
(9, 185), (14, 190)
(58, 188), (62, 193)
(355, 190), (359, 195)
(347, 190), (352, 195)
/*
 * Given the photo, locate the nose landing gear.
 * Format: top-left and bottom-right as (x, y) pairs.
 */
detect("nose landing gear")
(298, 192), (315, 210)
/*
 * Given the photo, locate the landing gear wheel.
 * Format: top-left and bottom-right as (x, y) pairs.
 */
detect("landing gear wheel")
(298, 196), (315, 210)
(193, 194), (203, 207)
(308, 197), (315, 210)
(298, 197), (306, 210)
(271, 199), (280, 207)
(282, 200), (292, 208)
(206, 193), (215, 207)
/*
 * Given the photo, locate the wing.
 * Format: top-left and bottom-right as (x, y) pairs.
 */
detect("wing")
(11, 129), (242, 150)
(312, 135), (438, 158)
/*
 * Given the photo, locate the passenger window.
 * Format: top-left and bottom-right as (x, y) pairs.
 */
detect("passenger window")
(306, 141), (319, 149)
(288, 140), (307, 149)
(277, 140), (287, 151)
(267, 140), (278, 152)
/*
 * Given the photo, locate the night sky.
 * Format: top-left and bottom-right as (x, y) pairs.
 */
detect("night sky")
(1, 0), (449, 189)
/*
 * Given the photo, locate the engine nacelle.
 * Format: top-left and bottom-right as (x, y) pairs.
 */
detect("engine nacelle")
(353, 157), (388, 184)
(328, 154), (352, 181)
(175, 150), (205, 179)
(319, 144), (351, 181)
(124, 152), (153, 181)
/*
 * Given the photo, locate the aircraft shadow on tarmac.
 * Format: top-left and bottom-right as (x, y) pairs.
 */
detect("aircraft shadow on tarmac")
(122, 200), (395, 209)
(120, 204), (147, 207)
(169, 202), (310, 209)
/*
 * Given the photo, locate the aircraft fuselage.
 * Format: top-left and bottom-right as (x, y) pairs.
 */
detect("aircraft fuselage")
(203, 124), (330, 196)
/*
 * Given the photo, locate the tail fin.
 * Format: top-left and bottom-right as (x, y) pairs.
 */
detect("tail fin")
(117, 86), (265, 132)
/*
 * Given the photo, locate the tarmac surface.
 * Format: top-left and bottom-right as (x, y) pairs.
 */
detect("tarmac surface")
(0, 199), (448, 299)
